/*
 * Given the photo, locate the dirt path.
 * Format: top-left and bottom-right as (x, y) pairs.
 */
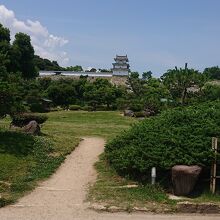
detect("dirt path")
(0, 137), (219, 220)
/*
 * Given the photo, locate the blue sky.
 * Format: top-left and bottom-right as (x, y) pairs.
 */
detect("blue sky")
(0, 0), (220, 76)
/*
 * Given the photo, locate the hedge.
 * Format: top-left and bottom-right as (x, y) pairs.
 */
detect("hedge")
(11, 113), (48, 127)
(105, 101), (220, 178)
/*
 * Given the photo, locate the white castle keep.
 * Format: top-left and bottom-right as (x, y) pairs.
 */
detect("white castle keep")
(112, 55), (130, 76)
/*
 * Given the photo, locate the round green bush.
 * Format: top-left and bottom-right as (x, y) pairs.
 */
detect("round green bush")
(105, 101), (220, 178)
(81, 106), (93, 111)
(134, 111), (146, 118)
(69, 105), (81, 111)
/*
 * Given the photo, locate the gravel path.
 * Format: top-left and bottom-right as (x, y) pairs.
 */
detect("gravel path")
(0, 137), (219, 220)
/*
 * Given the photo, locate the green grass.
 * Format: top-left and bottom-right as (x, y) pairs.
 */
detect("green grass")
(0, 130), (66, 206)
(41, 111), (135, 154)
(88, 154), (175, 212)
(0, 111), (135, 207)
(194, 191), (220, 203)
(43, 110), (135, 138)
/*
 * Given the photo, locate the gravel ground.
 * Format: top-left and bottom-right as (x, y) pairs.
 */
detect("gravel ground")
(0, 137), (219, 220)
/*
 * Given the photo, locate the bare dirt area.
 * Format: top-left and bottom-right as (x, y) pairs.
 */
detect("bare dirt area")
(0, 137), (219, 220)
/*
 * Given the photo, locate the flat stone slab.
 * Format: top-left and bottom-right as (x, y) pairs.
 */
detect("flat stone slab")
(177, 201), (220, 213)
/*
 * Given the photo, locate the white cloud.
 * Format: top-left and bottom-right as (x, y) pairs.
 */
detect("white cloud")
(0, 4), (70, 66)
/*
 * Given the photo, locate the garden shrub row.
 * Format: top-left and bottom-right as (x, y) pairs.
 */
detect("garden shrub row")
(11, 113), (48, 127)
(105, 101), (220, 179)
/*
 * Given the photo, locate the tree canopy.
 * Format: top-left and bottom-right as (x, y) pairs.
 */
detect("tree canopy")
(65, 65), (83, 72)
(10, 33), (37, 79)
(34, 55), (63, 71)
(203, 66), (220, 80)
(161, 63), (205, 104)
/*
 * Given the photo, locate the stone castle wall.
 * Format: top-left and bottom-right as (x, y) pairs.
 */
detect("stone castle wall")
(39, 74), (128, 86)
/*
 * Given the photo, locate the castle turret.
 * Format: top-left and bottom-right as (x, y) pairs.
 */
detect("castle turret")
(112, 55), (130, 76)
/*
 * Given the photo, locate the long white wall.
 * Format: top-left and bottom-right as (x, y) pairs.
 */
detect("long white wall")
(39, 71), (113, 77)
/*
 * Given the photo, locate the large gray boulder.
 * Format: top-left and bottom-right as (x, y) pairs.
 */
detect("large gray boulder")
(124, 110), (134, 117)
(172, 165), (202, 196)
(22, 120), (40, 135)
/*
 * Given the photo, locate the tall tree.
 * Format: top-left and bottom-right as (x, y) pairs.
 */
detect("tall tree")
(142, 71), (152, 80)
(33, 55), (63, 71)
(126, 72), (144, 95)
(0, 67), (24, 117)
(83, 78), (119, 110)
(161, 63), (203, 104)
(0, 23), (11, 70)
(10, 33), (37, 79)
(47, 80), (76, 107)
(203, 66), (220, 80)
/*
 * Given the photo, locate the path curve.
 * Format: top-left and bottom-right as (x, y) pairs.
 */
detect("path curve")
(0, 137), (219, 220)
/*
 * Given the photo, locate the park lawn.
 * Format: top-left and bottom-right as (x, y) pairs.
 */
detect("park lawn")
(0, 111), (135, 206)
(42, 110), (136, 153)
(87, 154), (175, 213)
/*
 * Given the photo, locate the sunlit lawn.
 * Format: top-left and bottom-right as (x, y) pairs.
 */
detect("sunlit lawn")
(0, 110), (135, 206)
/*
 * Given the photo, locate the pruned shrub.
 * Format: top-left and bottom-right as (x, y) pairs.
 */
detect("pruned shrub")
(81, 106), (93, 111)
(134, 111), (145, 118)
(105, 101), (220, 179)
(69, 105), (81, 111)
(11, 113), (48, 127)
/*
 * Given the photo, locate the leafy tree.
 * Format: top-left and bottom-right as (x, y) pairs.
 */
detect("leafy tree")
(126, 72), (144, 95)
(0, 68), (23, 117)
(83, 83), (101, 110)
(0, 23), (11, 70)
(83, 78), (105, 109)
(142, 71), (152, 80)
(47, 80), (76, 107)
(34, 55), (63, 71)
(10, 33), (37, 79)
(0, 23), (10, 42)
(84, 78), (120, 110)
(202, 84), (220, 101)
(142, 78), (171, 112)
(0, 81), (16, 117)
(38, 77), (52, 91)
(125, 72), (170, 113)
(99, 69), (111, 72)
(161, 63), (203, 104)
(102, 86), (121, 109)
(90, 68), (97, 72)
(71, 77), (88, 104)
(65, 65), (83, 72)
(23, 80), (45, 112)
(0, 53), (10, 70)
(203, 66), (220, 80)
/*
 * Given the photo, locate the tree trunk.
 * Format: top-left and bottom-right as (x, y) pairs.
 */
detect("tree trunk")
(181, 88), (187, 104)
